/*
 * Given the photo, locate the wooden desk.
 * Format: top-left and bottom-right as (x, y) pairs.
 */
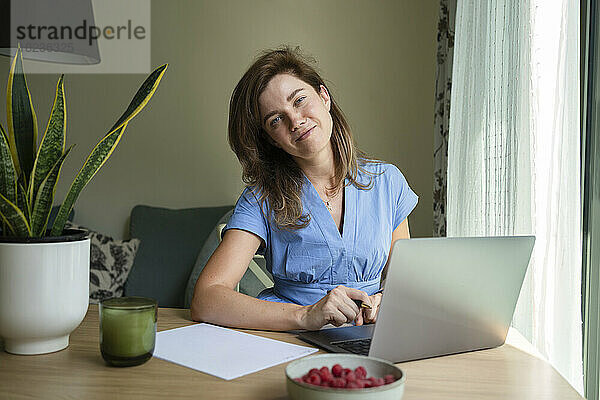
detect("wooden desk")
(0, 305), (585, 399)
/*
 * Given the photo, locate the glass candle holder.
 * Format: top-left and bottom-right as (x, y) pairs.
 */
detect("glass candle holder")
(99, 297), (157, 367)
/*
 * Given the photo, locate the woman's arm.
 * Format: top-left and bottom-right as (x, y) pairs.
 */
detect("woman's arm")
(191, 228), (372, 331)
(191, 229), (304, 331)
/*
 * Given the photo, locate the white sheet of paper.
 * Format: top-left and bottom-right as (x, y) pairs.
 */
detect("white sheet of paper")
(153, 323), (318, 380)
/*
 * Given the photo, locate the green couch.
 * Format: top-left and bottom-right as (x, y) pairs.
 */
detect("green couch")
(124, 205), (273, 309)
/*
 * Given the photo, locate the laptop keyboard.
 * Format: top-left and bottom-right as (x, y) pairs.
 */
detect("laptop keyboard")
(332, 338), (372, 355)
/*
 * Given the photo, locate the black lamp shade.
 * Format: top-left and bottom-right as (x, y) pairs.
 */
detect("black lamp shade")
(0, 0), (100, 65)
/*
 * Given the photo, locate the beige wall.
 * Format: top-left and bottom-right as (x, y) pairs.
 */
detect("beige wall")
(0, 0), (438, 239)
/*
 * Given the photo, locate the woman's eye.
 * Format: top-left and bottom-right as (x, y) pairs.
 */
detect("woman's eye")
(270, 116), (281, 127)
(294, 96), (306, 106)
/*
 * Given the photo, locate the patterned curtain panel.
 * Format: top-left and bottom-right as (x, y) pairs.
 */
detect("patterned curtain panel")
(432, 0), (456, 237)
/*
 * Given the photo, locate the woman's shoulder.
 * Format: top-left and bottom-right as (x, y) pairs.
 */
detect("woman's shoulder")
(234, 185), (265, 208)
(355, 160), (413, 196)
(239, 185), (260, 198)
(358, 159), (404, 180)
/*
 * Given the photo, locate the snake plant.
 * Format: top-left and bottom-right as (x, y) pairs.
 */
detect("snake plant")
(0, 48), (167, 237)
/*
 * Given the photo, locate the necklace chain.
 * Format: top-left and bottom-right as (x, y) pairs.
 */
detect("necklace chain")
(311, 179), (339, 212)
(320, 187), (337, 212)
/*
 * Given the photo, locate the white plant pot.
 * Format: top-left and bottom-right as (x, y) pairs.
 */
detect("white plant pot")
(0, 232), (90, 355)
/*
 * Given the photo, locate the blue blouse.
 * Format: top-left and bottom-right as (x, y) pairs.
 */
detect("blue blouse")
(223, 162), (418, 306)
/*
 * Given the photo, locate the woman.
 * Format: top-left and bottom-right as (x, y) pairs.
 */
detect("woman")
(191, 48), (418, 331)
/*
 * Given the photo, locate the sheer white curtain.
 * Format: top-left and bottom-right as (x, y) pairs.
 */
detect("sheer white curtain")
(447, 0), (582, 393)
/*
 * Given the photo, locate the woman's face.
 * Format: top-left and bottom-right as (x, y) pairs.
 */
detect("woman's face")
(258, 73), (333, 160)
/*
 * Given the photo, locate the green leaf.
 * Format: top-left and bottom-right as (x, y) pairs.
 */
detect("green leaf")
(50, 62), (168, 236)
(29, 75), (66, 207)
(16, 179), (30, 223)
(50, 123), (127, 236)
(1, 219), (9, 236)
(0, 192), (30, 237)
(0, 213), (15, 236)
(108, 64), (168, 134)
(0, 123), (18, 204)
(31, 146), (72, 237)
(7, 47), (38, 185)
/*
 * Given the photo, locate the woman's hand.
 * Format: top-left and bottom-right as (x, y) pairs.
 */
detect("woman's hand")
(362, 292), (383, 324)
(296, 286), (372, 331)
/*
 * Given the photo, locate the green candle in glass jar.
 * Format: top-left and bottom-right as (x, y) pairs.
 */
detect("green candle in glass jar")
(99, 297), (157, 367)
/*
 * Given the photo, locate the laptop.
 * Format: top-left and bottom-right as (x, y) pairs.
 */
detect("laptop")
(298, 235), (535, 363)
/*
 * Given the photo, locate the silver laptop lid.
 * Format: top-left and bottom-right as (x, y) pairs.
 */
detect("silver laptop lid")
(369, 236), (535, 362)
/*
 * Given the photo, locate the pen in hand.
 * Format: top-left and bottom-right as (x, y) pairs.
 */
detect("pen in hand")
(353, 299), (372, 310)
(325, 289), (373, 310)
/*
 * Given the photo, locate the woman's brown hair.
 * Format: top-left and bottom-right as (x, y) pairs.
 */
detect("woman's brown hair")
(228, 47), (377, 230)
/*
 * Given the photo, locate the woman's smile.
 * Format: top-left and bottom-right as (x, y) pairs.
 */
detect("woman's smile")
(295, 125), (316, 142)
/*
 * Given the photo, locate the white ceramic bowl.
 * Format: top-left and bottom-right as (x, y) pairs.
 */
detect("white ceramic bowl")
(285, 354), (405, 400)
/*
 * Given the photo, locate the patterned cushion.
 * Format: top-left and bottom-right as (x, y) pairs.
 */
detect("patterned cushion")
(66, 222), (140, 303)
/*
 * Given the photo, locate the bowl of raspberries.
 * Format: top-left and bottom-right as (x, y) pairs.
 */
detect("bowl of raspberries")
(285, 354), (405, 400)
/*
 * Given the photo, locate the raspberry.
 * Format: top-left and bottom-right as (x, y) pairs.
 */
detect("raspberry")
(318, 367), (333, 383)
(345, 371), (357, 382)
(371, 377), (385, 387)
(331, 377), (347, 388)
(331, 364), (343, 377)
(354, 366), (367, 379)
(307, 374), (322, 386)
(301, 364), (395, 389)
(346, 381), (361, 389)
